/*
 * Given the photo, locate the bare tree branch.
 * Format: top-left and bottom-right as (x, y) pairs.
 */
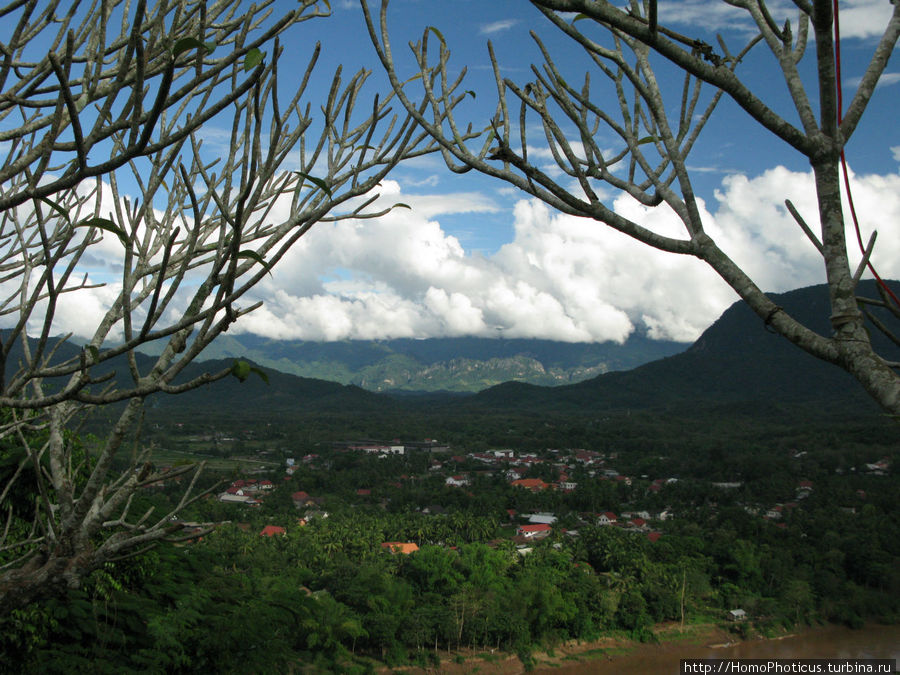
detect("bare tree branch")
(0, 0), (456, 609)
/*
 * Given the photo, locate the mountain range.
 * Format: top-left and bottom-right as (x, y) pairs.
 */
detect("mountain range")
(154, 279), (899, 418)
(137, 333), (688, 393)
(7, 280), (899, 418)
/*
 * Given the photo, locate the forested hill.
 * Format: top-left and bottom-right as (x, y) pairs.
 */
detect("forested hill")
(12, 280), (898, 418)
(464, 279), (900, 416)
(141, 332), (688, 393)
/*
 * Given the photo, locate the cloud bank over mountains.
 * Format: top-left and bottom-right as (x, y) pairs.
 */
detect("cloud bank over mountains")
(11, 163), (897, 346)
(236, 164), (900, 343)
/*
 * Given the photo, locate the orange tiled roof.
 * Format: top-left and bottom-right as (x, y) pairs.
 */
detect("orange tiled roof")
(380, 542), (419, 554)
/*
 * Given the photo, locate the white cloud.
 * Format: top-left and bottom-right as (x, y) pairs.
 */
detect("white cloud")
(232, 165), (900, 344)
(844, 72), (900, 89)
(480, 19), (519, 35)
(403, 174), (441, 188)
(655, 0), (892, 39)
(657, 0), (749, 33)
(10, 165), (899, 347)
(834, 0), (897, 39)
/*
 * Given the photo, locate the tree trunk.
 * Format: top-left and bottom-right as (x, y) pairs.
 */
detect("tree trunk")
(813, 157), (900, 415)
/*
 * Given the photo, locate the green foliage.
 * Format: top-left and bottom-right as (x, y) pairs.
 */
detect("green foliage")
(230, 359), (269, 383)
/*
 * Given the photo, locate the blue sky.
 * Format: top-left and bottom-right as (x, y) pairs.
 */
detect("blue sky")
(7, 1), (899, 345)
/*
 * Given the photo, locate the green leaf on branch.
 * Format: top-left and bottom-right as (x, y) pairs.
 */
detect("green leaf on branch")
(392, 203), (411, 210)
(230, 359), (268, 384)
(75, 217), (130, 249)
(237, 249), (272, 276)
(402, 72), (424, 86)
(38, 197), (71, 223)
(427, 26), (447, 49)
(172, 37), (215, 60)
(231, 360), (251, 382)
(636, 136), (658, 146)
(573, 14), (590, 23)
(243, 48), (264, 72)
(296, 172), (333, 198)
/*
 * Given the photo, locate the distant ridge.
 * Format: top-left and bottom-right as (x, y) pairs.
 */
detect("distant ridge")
(462, 279), (900, 415)
(140, 332), (688, 393)
(0, 334), (394, 418)
(9, 280), (897, 420)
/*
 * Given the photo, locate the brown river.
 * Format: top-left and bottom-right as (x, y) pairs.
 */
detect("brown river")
(547, 624), (899, 674)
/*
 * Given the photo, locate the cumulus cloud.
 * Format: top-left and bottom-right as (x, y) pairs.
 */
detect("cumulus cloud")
(834, 0), (897, 39)
(227, 164), (900, 344)
(10, 165), (899, 346)
(253, 161), (900, 342)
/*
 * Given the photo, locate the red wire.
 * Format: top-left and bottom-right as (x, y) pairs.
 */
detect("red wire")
(832, 0), (900, 308)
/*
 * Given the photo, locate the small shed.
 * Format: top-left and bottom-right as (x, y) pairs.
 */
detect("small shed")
(727, 608), (748, 622)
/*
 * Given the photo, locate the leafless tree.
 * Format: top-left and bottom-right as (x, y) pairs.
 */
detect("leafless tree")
(0, 0), (455, 608)
(363, 0), (900, 415)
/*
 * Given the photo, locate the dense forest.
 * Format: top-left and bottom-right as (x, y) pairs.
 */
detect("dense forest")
(2, 407), (896, 673)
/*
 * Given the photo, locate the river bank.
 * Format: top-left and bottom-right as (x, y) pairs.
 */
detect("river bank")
(381, 621), (899, 674)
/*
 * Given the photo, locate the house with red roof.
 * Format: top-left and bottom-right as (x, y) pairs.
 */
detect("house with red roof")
(574, 451), (599, 465)
(292, 491), (313, 508)
(260, 525), (286, 537)
(510, 478), (551, 492)
(517, 523), (552, 539)
(598, 512), (617, 526)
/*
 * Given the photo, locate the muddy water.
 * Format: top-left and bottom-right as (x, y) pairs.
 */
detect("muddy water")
(548, 624), (900, 674)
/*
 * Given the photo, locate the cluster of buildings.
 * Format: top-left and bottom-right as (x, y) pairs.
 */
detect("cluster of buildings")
(509, 508), (666, 544)
(439, 447), (643, 494)
(217, 478), (275, 505)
